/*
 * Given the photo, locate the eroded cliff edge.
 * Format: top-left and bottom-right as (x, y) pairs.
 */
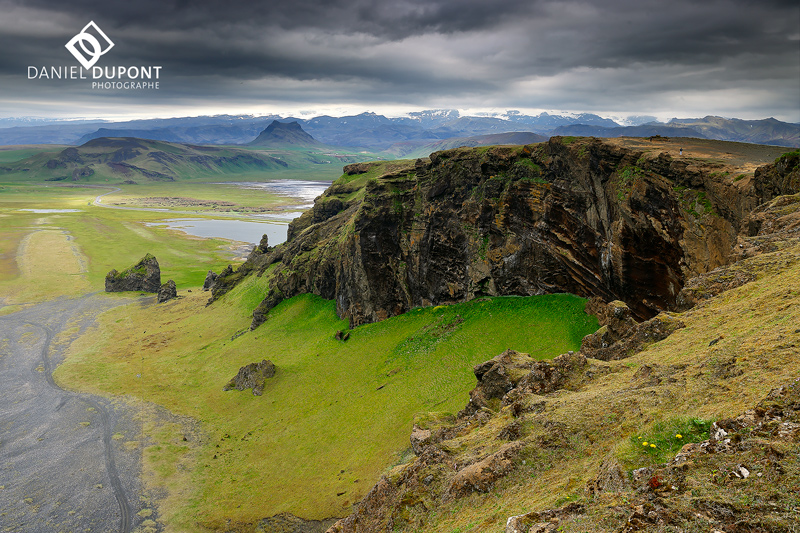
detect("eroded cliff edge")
(211, 137), (798, 328)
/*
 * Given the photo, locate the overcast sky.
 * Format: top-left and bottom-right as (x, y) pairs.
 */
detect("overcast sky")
(1, 0), (798, 122)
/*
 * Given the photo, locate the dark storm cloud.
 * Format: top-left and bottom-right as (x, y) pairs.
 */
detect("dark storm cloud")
(8, 0), (536, 37)
(0, 0), (797, 119)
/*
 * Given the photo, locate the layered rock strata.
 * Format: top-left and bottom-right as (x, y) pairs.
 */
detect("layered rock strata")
(211, 138), (796, 328)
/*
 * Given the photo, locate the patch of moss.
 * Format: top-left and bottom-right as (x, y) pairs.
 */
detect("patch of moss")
(514, 159), (542, 173)
(615, 165), (646, 201)
(478, 235), (490, 260)
(695, 191), (716, 215)
(775, 149), (800, 164)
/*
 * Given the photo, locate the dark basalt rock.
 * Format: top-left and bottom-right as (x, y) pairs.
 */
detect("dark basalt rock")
(254, 233), (271, 254)
(105, 253), (161, 293)
(753, 151), (800, 204)
(157, 279), (177, 303)
(202, 270), (218, 291)
(209, 138), (799, 330)
(223, 359), (276, 396)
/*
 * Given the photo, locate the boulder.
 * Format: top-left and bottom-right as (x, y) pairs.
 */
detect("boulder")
(462, 350), (536, 414)
(447, 442), (522, 497)
(505, 503), (586, 533)
(157, 280), (177, 303)
(223, 359), (276, 396)
(515, 351), (588, 395)
(104, 253), (161, 293)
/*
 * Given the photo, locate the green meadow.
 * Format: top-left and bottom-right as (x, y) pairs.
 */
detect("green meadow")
(0, 144), (344, 305)
(0, 141), (367, 183)
(54, 285), (597, 529)
(0, 183), (239, 304)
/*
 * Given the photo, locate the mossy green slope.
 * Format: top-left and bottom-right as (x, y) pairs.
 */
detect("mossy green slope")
(0, 138), (374, 183)
(55, 281), (597, 530)
(333, 232), (800, 533)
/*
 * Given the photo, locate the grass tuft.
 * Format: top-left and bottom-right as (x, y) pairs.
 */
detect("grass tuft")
(624, 417), (711, 467)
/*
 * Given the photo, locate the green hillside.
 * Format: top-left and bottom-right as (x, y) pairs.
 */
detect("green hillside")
(54, 283), (597, 530)
(0, 137), (374, 183)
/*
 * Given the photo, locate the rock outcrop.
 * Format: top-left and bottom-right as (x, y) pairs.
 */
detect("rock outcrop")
(104, 253), (161, 293)
(580, 299), (685, 360)
(202, 270), (218, 291)
(157, 280), (177, 303)
(223, 360), (276, 396)
(211, 138), (798, 329)
(465, 350), (535, 409)
(752, 150), (800, 203)
(677, 192), (800, 311)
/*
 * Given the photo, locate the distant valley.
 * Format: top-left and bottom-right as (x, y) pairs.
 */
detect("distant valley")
(0, 122), (371, 183)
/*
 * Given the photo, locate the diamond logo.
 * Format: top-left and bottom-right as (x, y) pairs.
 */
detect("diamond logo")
(65, 21), (115, 70)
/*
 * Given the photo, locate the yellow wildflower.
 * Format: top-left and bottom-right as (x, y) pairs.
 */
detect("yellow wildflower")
(650, 444), (656, 448)
(676, 434), (683, 439)
(642, 441), (649, 446)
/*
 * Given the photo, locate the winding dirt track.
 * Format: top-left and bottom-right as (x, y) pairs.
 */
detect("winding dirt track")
(0, 295), (142, 532)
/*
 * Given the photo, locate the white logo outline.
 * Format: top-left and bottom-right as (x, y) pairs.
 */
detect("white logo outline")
(65, 21), (115, 69)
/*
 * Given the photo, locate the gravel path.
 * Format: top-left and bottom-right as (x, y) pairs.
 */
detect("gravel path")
(0, 295), (146, 532)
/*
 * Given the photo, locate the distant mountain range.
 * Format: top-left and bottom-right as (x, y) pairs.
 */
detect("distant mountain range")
(0, 111), (796, 149)
(668, 116), (799, 147)
(552, 116), (799, 148)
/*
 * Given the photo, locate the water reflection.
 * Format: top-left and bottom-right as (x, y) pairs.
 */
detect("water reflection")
(224, 180), (329, 209)
(145, 180), (331, 245)
(146, 218), (287, 245)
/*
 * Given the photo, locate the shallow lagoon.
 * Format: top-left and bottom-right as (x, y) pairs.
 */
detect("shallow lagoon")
(224, 180), (329, 209)
(146, 218), (287, 245)
(146, 180), (331, 245)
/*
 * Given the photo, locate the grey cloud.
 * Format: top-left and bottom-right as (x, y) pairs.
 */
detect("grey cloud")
(0, 0), (797, 121)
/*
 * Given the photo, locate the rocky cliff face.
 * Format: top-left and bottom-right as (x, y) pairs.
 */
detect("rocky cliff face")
(323, 185), (800, 533)
(105, 253), (161, 293)
(211, 138), (797, 328)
